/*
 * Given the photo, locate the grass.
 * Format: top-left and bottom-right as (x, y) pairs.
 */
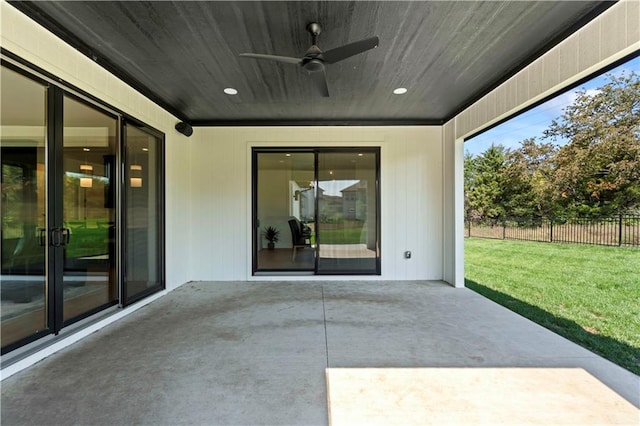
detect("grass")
(465, 238), (640, 375)
(318, 220), (365, 244)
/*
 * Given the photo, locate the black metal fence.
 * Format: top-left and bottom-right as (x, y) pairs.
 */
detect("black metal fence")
(465, 215), (640, 247)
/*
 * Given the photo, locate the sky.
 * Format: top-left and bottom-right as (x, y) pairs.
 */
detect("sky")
(464, 56), (639, 156)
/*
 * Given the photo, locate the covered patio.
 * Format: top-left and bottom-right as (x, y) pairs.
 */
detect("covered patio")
(2, 281), (637, 424)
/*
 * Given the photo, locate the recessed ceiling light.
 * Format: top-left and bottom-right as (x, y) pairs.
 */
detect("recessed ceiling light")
(142, 148), (149, 152)
(285, 153), (291, 157)
(358, 153), (364, 156)
(224, 88), (238, 95)
(393, 87), (408, 95)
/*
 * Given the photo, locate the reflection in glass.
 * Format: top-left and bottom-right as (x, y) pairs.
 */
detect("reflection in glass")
(317, 151), (379, 274)
(1, 67), (49, 348)
(255, 152), (315, 271)
(124, 125), (163, 303)
(62, 96), (117, 321)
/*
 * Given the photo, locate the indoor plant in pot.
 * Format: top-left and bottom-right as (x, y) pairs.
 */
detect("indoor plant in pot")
(263, 226), (280, 250)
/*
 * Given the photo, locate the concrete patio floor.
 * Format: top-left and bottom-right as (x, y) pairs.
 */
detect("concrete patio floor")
(1, 281), (638, 425)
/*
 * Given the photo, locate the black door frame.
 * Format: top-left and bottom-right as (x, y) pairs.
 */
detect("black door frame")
(252, 147), (381, 275)
(120, 118), (166, 306)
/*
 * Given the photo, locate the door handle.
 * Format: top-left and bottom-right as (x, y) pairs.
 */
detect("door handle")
(39, 228), (47, 246)
(50, 227), (62, 247)
(62, 228), (71, 245)
(49, 227), (70, 246)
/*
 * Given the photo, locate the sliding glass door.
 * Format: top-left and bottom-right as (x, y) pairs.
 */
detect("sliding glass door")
(254, 151), (316, 272)
(253, 148), (380, 275)
(1, 61), (165, 354)
(316, 151), (379, 274)
(1, 66), (50, 348)
(62, 95), (118, 322)
(122, 123), (164, 304)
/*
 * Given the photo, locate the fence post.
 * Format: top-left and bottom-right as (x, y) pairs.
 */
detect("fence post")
(550, 218), (553, 243)
(502, 219), (506, 240)
(618, 214), (623, 246)
(468, 220), (471, 237)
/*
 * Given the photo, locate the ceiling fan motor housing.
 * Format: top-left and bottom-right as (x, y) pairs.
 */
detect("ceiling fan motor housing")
(303, 58), (324, 72)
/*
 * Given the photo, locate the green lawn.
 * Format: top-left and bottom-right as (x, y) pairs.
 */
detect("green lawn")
(465, 238), (640, 375)
(318, 221), (365, 244)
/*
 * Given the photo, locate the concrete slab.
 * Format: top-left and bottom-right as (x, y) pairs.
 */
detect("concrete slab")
(1, 281), (638, 425)
(326, 368), (639, 425)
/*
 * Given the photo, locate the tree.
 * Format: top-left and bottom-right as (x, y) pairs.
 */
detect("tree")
(466, 144), (508, 222)
(544, 72), (640, 216)
(502, 138), (558, 218)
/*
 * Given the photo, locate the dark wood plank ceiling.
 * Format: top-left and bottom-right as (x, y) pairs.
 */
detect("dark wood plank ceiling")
(9, 1), (611, 125)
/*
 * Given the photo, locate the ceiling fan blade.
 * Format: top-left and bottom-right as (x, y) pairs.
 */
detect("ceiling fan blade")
(239, 53), (302, 65)
(322, 36), (379, 64)
(310, 69), (330, 97)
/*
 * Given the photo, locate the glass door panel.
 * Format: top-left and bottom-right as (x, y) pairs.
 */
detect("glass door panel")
(255, 152), (315, 271)
(1, 67), (49, 349)
(317, 151), (379, 274)
(123, 124), (164, 304)
(62, 96), (117, 322)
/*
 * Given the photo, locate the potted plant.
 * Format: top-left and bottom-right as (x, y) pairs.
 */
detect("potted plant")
(263, 226), (280, 250)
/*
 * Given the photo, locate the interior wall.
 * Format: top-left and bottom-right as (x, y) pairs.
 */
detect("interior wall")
(190, 126), (444, 281)
(0, 1), (193, 291)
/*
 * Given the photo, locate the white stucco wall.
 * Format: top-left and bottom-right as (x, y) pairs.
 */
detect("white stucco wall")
(189, 126), (445, 281)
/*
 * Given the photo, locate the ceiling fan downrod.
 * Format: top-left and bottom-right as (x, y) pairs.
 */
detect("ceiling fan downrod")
(307, 22), (322, 46)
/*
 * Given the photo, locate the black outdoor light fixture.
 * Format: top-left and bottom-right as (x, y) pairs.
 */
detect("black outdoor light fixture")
(175, 121), (193, 137)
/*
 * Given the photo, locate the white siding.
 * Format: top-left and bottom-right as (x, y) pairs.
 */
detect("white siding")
(190, 126), (444, 281)
(454, 0), (640, 139)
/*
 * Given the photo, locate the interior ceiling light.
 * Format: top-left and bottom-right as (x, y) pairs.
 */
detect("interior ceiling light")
(393, 87), (408, 95)
(224, 88), (238, 95)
